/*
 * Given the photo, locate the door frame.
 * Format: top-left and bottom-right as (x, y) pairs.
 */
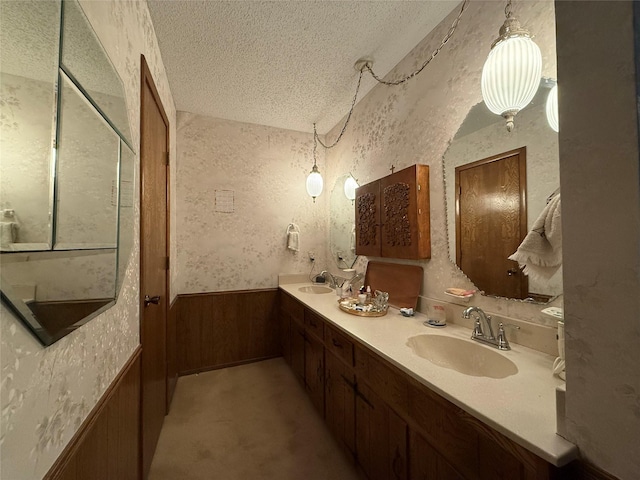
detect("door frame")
(139, 53), (171, 475)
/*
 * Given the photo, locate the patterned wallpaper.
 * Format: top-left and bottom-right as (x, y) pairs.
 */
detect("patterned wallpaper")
(176, 112), (328, 293)
(322, 0), (561, 326)
(0, 0), (176, 478)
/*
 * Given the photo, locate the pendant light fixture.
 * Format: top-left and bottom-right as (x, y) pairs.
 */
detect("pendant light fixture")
(344, 173), (359, 202)
(481, 0), (542, 132)
(306, 123), (323, 202)
(546, 83), (559, 132)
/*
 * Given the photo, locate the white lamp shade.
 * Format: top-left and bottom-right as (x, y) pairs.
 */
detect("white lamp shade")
(546, 84), (559, 132)
(481, 36), (542, 124)
(344, 175), (359, 201)
(306, 169), (323, 199)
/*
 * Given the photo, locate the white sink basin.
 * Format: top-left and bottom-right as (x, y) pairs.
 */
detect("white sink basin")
(298, 285), (334, 294)
(406, 334), (518, 379)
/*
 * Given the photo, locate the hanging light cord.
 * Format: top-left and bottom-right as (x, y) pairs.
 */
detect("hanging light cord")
(315, 68), (364, 150)
(313, 0), (469, 150)
(365, 0), (470, 86)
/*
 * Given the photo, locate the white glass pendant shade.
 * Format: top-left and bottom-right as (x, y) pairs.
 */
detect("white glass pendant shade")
(306, 165), (323, 201)
(546, 84), (559, 132)
(481, 36), (542, 132)
(344, 175), (358, 201)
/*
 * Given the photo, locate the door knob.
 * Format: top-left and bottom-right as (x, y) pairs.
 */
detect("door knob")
(144, 295), (161, 306)
(507, 268), (519, 276)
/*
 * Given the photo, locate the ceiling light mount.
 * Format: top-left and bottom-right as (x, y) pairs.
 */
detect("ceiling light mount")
(354, 58), (373, 73)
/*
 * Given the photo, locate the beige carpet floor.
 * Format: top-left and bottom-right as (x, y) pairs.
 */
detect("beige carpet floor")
(148, 358), (359, 480)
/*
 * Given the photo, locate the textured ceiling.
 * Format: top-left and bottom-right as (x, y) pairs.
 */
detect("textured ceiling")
(147, 1), (460, 134)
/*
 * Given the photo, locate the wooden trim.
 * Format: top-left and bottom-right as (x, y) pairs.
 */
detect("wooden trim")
(44, 347), (142, 480)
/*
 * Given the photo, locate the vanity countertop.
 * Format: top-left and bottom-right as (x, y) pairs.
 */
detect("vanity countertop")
(279, 281), (578, 467)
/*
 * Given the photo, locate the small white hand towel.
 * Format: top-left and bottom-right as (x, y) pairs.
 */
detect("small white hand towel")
(287, 231), (299, 252)
(286, 223), (300, 252)
(509, 194), (562, 282)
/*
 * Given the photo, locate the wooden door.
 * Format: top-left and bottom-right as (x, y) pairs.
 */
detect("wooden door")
(355, 382), (392, 480)
(140, 55), (170, 479)
(304, 333), (325, 416)
(455, 148), (528, 299)
(409, 429), (464, 480)
(325, 350), (356, 457)
(290, 317), (305, 386)
(355, 180), (381, 257)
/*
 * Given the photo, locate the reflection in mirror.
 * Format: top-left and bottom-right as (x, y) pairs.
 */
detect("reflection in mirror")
(117, 143), (136, 292)
(330, 174), (358, 270)
(55, 73), (120, 249)
(0, 0), (136, 346)
(0, 0), (60, 250)
(61, 0), (131, 144)
(444, 84), (561, 303)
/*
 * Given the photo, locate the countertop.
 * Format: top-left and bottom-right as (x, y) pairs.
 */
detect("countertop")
(279, 281), (578, 467)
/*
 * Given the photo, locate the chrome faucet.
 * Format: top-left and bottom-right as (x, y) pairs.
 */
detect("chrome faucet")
(319, 270), (340, 288)
(462, 306), (517, 351)
(343, 272), (363, 291)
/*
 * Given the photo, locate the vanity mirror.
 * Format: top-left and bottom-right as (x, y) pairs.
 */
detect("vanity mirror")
(0, 0), (135, 346)
(329, 174), (358, 270)
(443, 83), (562, 302)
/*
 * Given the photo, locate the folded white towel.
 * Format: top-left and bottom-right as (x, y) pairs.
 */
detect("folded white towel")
(287, 231), (299, 252)
(508, 194), (562, 282)
(350, 224), (356, 252)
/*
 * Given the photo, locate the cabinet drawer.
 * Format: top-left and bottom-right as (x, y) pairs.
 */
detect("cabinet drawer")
(325, 324), (354, 366)
(280, 292), (304, 321)
(304, 309), (324, 341)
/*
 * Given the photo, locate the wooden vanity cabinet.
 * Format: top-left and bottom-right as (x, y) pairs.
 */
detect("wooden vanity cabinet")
(278, 292), (566, 480)
(355, 164), (430, 260)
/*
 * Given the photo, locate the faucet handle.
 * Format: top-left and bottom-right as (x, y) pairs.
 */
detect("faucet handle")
(497, 323), (520, 350)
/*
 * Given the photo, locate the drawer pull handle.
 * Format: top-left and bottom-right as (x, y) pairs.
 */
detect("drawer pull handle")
(332, 338), (343, 348)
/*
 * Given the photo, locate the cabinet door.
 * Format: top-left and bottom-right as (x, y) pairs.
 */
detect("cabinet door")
(355, 180), (381, 257)
(290, 318), (305, 386)
(280, 310), (291, 366)
(325, 350), (356, 457)
(410, 429), (465, 480)
(355, 382), (407, 480)
(304, 333), (325, 416)
(379, 164), (430, 259)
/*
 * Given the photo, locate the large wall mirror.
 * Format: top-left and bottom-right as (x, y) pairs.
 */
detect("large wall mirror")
(329, 174), (358, 271)
(0, 0), (135, 346)
(443, 83), (561, 303)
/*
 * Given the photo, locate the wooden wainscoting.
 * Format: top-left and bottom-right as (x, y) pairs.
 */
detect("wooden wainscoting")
(44, 347), (141, 480)
(167, 296), (178, 409)
(176, 289), (280, 375)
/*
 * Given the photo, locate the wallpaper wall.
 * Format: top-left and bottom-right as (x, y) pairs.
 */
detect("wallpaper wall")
(556, 2), (640, 478)
(322, 0), (561, 327)
(175, 112), (328, 293)
(0, 1), (176, 479)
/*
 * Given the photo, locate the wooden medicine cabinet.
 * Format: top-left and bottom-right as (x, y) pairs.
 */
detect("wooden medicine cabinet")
(355, 164), (430, 259)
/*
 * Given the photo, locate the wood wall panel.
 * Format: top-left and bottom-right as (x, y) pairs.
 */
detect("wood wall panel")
(167, 297), (178, 408)
(176, 289), (280, 375)
(45, 348), (141, 480)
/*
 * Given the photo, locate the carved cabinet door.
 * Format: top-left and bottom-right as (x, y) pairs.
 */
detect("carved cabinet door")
(380, 165), (430, 259)
(355, 180), (382, 257)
